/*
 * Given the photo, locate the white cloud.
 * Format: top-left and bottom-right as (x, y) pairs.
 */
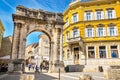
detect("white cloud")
(1, 0), (15, 11)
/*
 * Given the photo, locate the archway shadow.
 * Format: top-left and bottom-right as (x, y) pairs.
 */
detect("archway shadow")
(0, 72), (58, 80)
(34, 73), (58, 80)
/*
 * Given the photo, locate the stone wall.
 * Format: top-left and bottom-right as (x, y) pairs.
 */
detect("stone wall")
(0, 36), (12, 57)
(104, 66), (120, 80)
(83, 59), (120, 72)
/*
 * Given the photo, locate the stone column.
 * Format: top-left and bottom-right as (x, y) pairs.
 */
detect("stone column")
(18, 24), (27, 72)
(79, 41), (86, 65)
(53, 28), (59, 62)
(10, 22), (24, 73)
(11, 23), (22, 59)
(48, 41), (54, 73)
(60, 30), (63, 61)
(18, 24), (27, 59)
(56, 28), (60, 61)
(51, 27), (65, 73)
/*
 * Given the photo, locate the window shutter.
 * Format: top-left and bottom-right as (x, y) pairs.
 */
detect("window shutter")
(101, 11), (104, 19)
(112, 10), (116, 18)
(105, 11), (108, 19)
(94, 12), (97, 20)
(85, 28), (87, 37)
(91, 12), (93, 20)
(96, 28), (98, 37)
(115, 27), (118, 36)
(92, 28), (94, 37)
(103, 28), (106, 36)
(77, 14), (79, 22)
(84, 13), (86, 21)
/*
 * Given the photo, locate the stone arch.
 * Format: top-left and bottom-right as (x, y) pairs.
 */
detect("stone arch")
(10, 5), (64, 73)
(26, 26), (52, 42)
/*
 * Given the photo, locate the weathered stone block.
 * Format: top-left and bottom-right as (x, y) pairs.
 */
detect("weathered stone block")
(8, 62), (14, 72)
(104, 66), (120, 80)
(79, 74), (94, 80)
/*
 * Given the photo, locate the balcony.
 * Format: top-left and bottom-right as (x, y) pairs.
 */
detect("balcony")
(66, 36), (81, 44)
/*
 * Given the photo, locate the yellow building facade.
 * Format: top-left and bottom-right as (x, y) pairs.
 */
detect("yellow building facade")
(0, 20), (5, 49)
(63, 0), (120, 71)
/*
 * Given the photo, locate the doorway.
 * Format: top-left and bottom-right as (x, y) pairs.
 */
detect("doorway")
(74, 47), (79, 64)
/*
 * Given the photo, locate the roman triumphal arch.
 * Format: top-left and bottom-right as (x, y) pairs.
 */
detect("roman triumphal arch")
(10, 5), (64, 73)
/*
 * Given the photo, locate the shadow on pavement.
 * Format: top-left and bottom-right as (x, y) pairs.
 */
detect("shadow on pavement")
(0, 73), (58, 80)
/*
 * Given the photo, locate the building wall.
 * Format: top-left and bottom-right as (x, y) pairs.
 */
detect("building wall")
(0, 36), (12, 57)
(0, 20), (5, 49)
(63, 0), (120, 67)
(25, 43), (39, 65)
(39, 34), (49, 60)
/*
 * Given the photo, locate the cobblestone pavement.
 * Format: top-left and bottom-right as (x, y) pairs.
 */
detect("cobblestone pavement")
(0, 72), (105, 80)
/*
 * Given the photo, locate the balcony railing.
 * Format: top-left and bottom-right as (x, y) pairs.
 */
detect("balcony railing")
(66, 36), (81, 44)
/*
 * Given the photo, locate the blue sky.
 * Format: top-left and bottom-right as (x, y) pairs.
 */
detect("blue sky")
(0, 0), (71, 45)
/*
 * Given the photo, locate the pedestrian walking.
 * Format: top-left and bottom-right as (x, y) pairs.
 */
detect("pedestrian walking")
(28, 64), (31, 71)
(35, 65), (39, 73)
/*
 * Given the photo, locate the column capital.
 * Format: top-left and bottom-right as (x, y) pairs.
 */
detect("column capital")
(14, 23), (22, 30)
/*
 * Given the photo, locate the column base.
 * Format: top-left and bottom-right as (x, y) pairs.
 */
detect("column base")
(8, 59), (25, 74)
(49, 60), (65, 73)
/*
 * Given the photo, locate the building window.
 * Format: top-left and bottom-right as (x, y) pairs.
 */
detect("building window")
(66, 18), (69, 27)
(108, 27), (118, 36)
(85, 28), (94, 37)
(111, 46), (118, 58)
(96, 11), (102, 20)
(106, 9), (116, 19)
(108, 10), (112, 19)
(88, 46), (95, 58)
(73, 29), (79, 38)
(97, 27), (106, 37)
(72, 13), (78, 23)
(85, 12), (92, 20)
(99, 46), (106, 58)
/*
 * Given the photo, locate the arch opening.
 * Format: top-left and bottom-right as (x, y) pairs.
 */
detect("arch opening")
(25, 31), (50, 73)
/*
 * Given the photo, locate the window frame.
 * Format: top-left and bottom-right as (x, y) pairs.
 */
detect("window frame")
(99, 46), (106, 58)
(72, 13), (78, 23)
(108, 26), (118, 36)
(110, 45), (119, 58)
(73, 29), (79, 38)
(85, 28), (94, 37)
(88, 46), (95, 59)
